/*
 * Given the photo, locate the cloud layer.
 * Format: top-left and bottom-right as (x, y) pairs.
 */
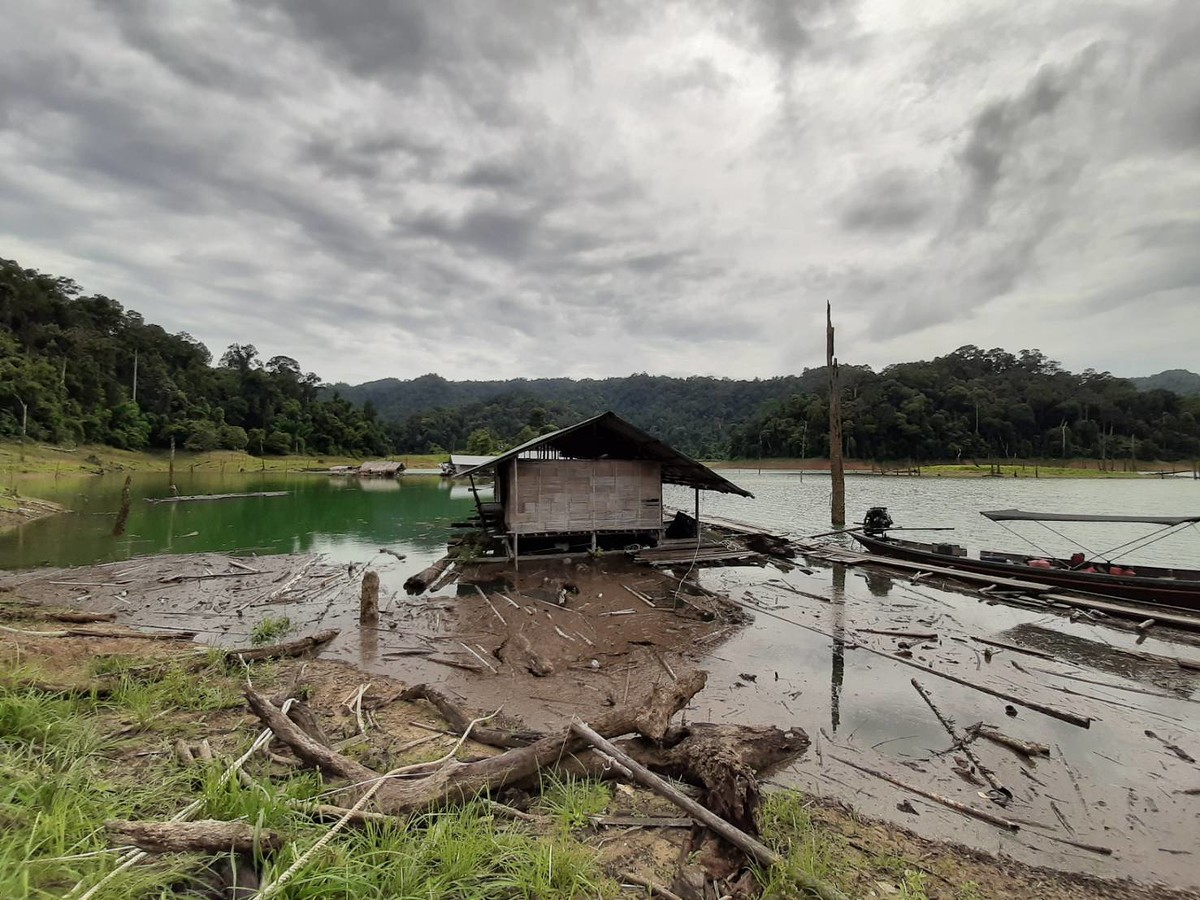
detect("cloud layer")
(1, 1), (1197, 382)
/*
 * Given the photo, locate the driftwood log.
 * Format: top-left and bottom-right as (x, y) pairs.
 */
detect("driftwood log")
(104, 819), (282, 854)
(246, 670), (708, 815)
(404, 556), (453, 595)
(0, 607), (117, 624)
(595, 724), (807, 833)
(0, 623), (195, 641)
(223, 629), (339, 663)
(400, 684), (542, 749)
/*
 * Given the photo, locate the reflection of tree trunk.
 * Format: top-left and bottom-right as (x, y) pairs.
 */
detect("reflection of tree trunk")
(830, 564), (846, 733)
(112, 475), (132, 537)
(18, 397), (27, 462)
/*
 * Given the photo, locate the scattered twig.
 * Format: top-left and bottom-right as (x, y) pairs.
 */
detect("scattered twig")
(830, 753), (1019, 831)
(1145, 730), (1196, 763)
(911, 679), (1009, 802)
(458, 641), (498, 674)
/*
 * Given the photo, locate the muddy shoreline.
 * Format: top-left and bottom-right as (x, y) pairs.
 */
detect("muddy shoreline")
(3, 544), (1199, 895)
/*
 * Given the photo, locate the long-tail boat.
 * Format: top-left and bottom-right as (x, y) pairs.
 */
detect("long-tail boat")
(850, 507), (1200, 612)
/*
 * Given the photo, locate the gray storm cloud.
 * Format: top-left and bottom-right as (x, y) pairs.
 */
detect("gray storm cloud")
(0, 0), (1196, 382)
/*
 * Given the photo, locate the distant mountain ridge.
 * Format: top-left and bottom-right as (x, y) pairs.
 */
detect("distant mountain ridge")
(328, 371), (845, 457)
(1126, 369), (1200, 396)
(329, 359), (1200, 459)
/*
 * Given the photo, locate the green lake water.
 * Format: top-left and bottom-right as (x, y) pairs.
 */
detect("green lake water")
(0, 472), (483, 570)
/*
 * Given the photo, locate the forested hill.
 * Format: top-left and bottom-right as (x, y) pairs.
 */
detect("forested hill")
(338, 353), (1200, 462)
(1127, 369), (1200, 396)
(0, 257), (390, 456)
(331, 372), (840, 458)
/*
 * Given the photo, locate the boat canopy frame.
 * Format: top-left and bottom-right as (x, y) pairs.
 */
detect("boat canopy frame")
(981, 509), (1200, 527)
(980, 509), (1200, 566)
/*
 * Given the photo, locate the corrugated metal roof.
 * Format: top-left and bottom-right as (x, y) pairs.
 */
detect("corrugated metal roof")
(448, 454), (496, 467)
(455, 412), (752, 498)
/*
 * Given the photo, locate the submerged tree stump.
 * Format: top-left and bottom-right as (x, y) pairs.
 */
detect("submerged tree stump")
(360, 570), (379, 624)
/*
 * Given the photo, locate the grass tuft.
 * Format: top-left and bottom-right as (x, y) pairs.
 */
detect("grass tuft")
(251, 616), (293, 646)
(536, 773), (611, 831)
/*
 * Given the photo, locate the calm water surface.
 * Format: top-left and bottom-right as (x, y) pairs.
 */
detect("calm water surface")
(6, 469), (1195, 570)
(0, 472), (481, 570)
(670, 471), (1200, 567)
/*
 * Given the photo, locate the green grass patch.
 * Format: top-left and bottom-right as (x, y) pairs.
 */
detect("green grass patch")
(251, 616), (294, 646)
(757, 790), (849, 894)
(535, 774), (611, 831)
(0, 671), (618, 898)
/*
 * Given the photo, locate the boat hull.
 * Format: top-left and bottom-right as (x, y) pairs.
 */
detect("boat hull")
(852, 533), (1200, 612)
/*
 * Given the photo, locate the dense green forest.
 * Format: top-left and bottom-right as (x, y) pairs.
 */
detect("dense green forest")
(343, 358), (1200, 463)
(4, 255), (1198, 463)
(728, 348), (1200, 464)
(0, 258), (390, 456)
(344, 373), (827, 458)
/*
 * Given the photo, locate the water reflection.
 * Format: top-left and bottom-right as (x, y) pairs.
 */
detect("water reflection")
(861, 570), (894, 597)
(0, 472), (484, 570)
(830, 564), (846, 732)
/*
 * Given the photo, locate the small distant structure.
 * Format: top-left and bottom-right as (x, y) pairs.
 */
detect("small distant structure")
(328, 465), (356, 476)
(357, 460), (405, 478)
(456, 411), (751, 558)
(440, 454), (496, 477)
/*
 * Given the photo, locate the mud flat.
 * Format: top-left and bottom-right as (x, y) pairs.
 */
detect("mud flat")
(3, 543), (1199, 897)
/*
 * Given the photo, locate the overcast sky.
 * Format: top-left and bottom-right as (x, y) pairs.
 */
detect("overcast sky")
(2, 1), (1197, 385)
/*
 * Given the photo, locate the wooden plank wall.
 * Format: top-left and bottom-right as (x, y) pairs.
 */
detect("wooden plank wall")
(506, 459), (662, 535)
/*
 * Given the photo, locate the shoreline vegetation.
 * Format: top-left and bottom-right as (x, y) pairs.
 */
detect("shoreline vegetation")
(712, 458), (1198, 478)
(4, 439), (1191, 483)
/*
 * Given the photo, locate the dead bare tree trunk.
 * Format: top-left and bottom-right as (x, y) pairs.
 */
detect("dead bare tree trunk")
(827, 302), (845, 527)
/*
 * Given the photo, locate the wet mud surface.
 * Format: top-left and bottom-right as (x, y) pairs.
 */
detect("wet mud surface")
(3, 545), (1198, 893)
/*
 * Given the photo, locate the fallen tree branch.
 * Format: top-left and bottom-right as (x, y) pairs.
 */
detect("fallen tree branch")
(966, 723), (1050, 758)
(830, 753), (1020, 831)
(969, 636), (1056, 660)
(0, 623), (195, 640)
(911, 679), (1009, 802)
(104, 819), (282, 854)
(400, 683), (542, 749)
(0, 607), (117, 624)
(245, 671), (708, 815)
(144, 491), (289, 504)
(620, 872), (686, 900)
(859, 629), (938, 641)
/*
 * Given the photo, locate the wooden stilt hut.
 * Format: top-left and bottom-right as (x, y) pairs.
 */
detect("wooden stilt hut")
(455, 412), (752, 558)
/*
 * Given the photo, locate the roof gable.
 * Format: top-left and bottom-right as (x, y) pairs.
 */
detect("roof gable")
(456, 411), (752, 498)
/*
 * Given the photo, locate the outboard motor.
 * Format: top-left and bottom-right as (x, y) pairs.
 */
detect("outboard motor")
(861, 506), (894, 536)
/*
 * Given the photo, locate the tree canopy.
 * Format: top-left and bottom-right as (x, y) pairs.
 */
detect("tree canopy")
(0, 257), (390, 457)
